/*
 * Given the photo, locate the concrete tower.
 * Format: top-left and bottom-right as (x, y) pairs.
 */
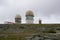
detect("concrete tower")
(26, 10), (34, 24)
(15, 14), (21, 24)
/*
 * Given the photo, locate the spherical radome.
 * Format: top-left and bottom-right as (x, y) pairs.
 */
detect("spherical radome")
(15, 14), (21, 18)
(26, 10), (34, 16)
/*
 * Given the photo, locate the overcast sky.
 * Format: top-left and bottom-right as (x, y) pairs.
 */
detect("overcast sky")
(0, 0), (60, 24)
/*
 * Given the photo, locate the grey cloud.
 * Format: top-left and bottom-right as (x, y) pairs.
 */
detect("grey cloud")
(0, 0), (60, 23)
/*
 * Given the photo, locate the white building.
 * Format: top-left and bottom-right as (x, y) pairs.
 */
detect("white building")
(26, 10), (34, 24)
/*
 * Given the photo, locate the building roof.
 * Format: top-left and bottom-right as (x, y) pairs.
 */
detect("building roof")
(26, 10), (34, 16)
(15, 14), (21, 18)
